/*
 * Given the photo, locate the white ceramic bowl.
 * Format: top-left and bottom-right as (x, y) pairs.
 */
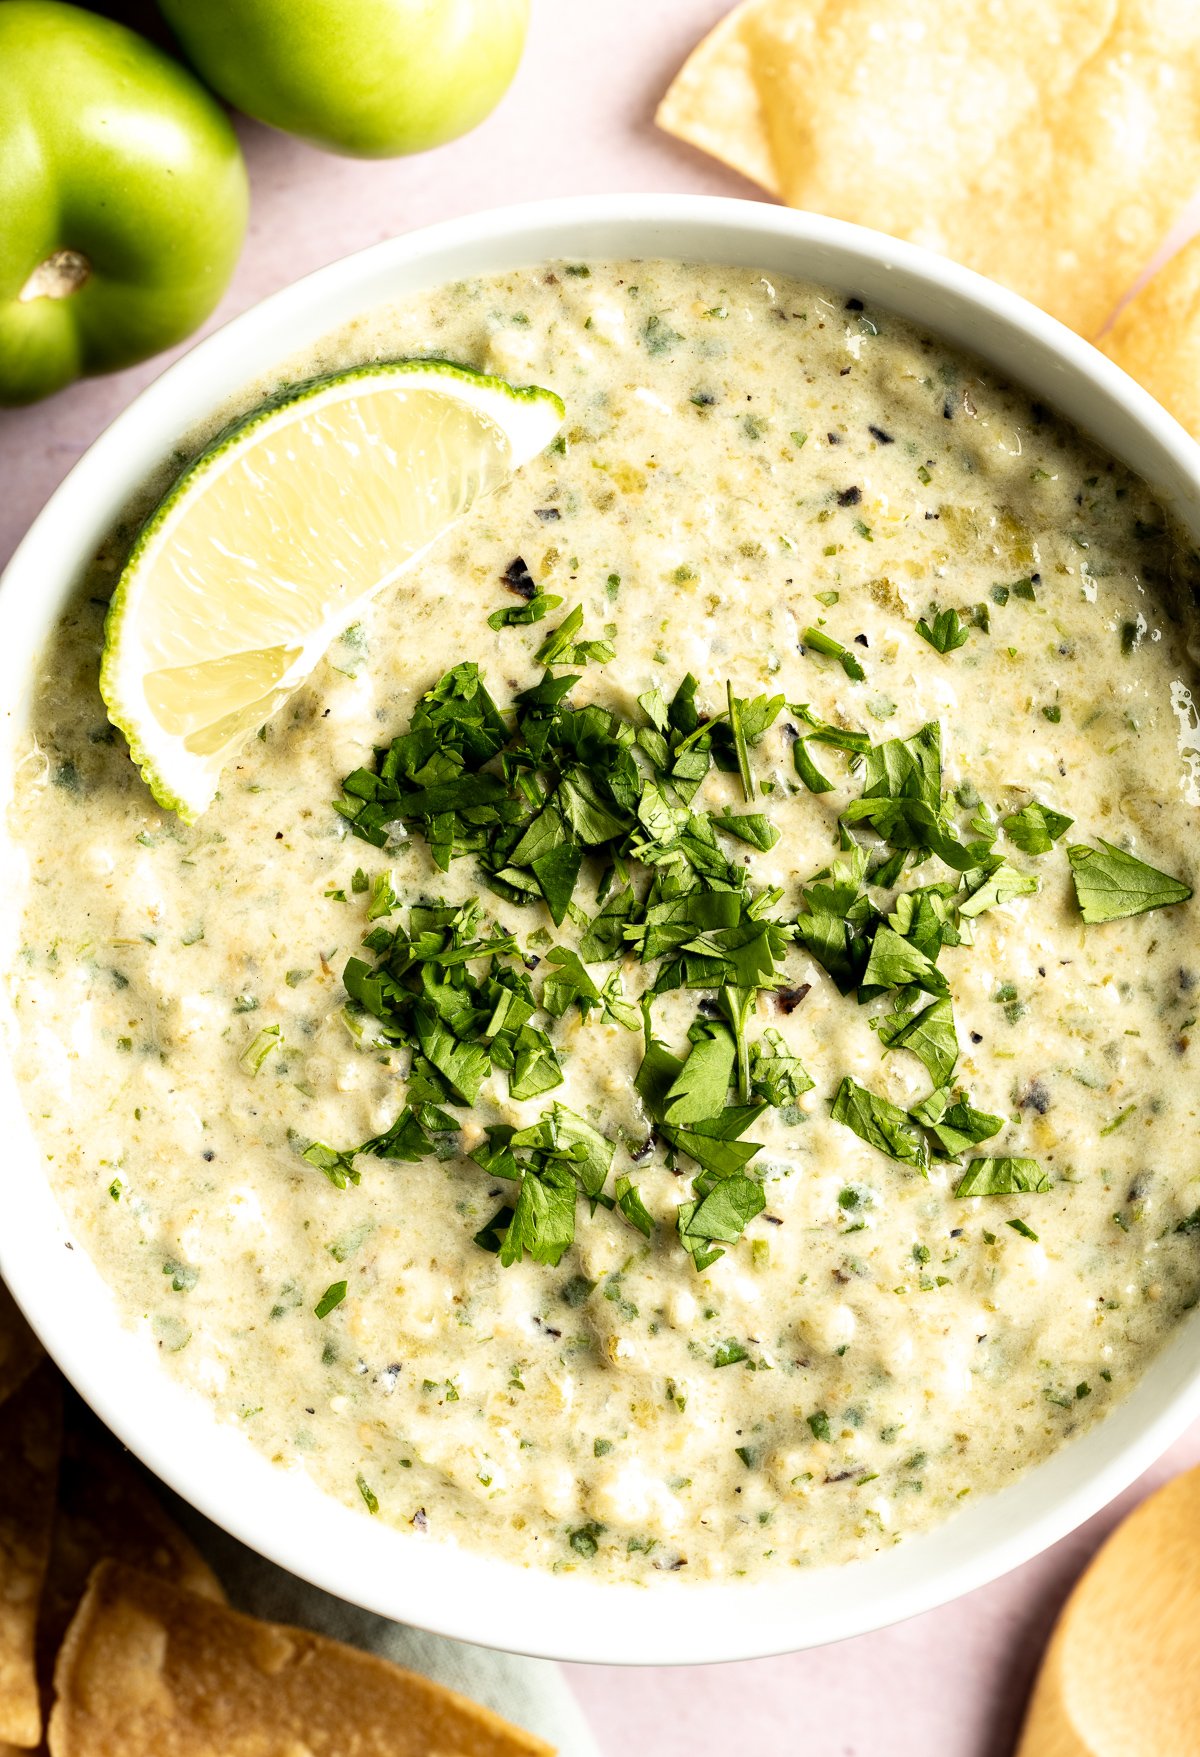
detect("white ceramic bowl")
(3, 194), (1199, 1666)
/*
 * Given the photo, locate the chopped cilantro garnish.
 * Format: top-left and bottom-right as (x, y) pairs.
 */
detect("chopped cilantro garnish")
(488, 590), (563, 630)
(569, 1524), (602, 1557)
(534, 603), (615, 668)
(1002, 799), (1074, 855)
(954, 1158), (1050, 1197)
(632, 1001), (768, 1270)
(314, 1280), (347, 1318)
(803, 626), (866, 681)
(831, 1077), (928, 1174)
(239, 1023), (281, 1076)
(1067, 840), (1192, 923)
(299, 630), (1189, 1291)
(915, 607), (970, 653)
(909, 1088), (1003, 1160)
(614, 1175), (654, 1238)
(959, 861), (1039, 919)
(878, 995), (958, 1088)
(750, 1028), (813, 1106)
(162, 1259), (198, 1293)
(714, 1338), (749, 1367)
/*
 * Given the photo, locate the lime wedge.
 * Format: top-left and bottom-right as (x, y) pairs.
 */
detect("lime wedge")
(101, 360), (564, 821)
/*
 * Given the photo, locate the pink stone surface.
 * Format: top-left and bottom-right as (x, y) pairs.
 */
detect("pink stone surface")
(4, 4), (1200, 1751)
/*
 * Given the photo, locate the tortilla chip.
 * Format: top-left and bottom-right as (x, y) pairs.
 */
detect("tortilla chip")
(654, 3), (779, 197)
(657, 0), (1200, 337)
(0, 1364), (61, 1748)
(49, 1560), (554, 1757)
(0, 1395), (225, 1757)
(0, 1283), (44, 1414)
(1101, 236), (1200, 440)
(37, 1399), (225, 1674)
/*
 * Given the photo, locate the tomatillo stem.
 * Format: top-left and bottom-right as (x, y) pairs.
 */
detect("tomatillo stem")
(18, 250), (91, 303)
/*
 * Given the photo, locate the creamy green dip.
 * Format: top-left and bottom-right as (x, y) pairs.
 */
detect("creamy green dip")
(6, 261), (1200, 1584)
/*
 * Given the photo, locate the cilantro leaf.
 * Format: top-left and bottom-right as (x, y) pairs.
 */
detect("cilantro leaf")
(508, 1023), (565, 1100)
(860, 926), (949, 998)
(707, 686), (784, 802)
(792, 737), (833, 793)
(598, 971), (640, 1030)
(360, 1105), (437, 1163)
(540, 946), (602, 1019)
(879, 995), (958, 1086)
(508, 804), (566, 868)
(730, 691), (785, 744)
(412, 1006), (492, 1105)
(367, 871), (398, 921)
(787, 705), (872, 755)
(315, 1281), (347, 1318)
(831, 1076), (929, 1173)
(1002, 799), (1074, 855)
(558, 769), (629, 844)
(713, 809), (780, 851)
(552, 1106), (616, 1195)
(954, 1157), (1051, 1196)
(476, 1206), (517, 1256)
(749, 1028), (814, 1106)
(836, 724), (970, 876)
(915, 607), (970, 654)
(535, 604), (615, 667)
(862, 720), (942, 810)
(804, 626), (867, 681)
(633, 1003), (686, 1124)
(615, 1174), (654, 1237)
(958, 861), (1040, 918)
(1067, 840), (1192, 923)
(488, 591), (563, 630)
(531, 842), (585, 925)
(843, 795), (976, 872)
(665, 1101), (766, 1166)
(638, 687), (669, 732)
(678, 1175), (765, 1249)
(300, 1140), (362, 1188)
(540, 946), (638, 1030)
(474, 1106), (618, 1266)
(579, 886), (636, 961)
(886, 883), (961, 959)
(501, 1160), (578, 1266)
(661, 1022), (736, 1125)
(793, 847), (881, 995)
(908, 1088), (1003, 1159)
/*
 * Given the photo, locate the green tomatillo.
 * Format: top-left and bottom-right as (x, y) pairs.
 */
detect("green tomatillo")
(157, 0), (528, 160)
(0, 1), (248, 407)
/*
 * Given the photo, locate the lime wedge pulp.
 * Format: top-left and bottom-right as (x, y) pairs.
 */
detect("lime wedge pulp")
(100, 360), (565, 821)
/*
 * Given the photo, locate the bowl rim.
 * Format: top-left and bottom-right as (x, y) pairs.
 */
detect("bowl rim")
(3, 191), (1200, 1667)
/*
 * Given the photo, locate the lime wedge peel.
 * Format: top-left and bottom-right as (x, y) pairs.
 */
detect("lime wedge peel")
(100, 359), (564, 822)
